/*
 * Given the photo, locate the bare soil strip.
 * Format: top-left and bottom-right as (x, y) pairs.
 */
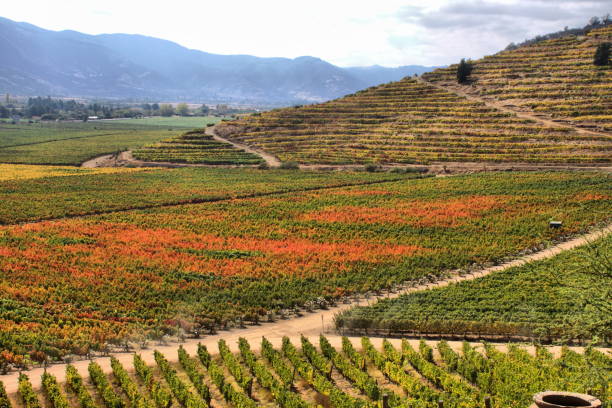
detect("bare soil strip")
(2, 223), (610, 394)
(207, 126), (282, 167)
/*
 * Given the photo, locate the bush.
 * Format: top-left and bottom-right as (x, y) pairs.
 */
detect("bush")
(41, 373), (69, 408)
(279, 161), (299, 170)
(0, 381), (9, 408)
(258, 162), (270, 170)
(364, 164), (380, 172)
(18, 374), (40, 408)
(40, 113), (59, 121)
(457, 58), (473, 83)
(594, 42), (610, 66)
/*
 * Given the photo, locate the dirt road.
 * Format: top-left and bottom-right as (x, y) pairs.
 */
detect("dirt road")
(2, 223), (610, 394)
(79, 128), (281, 169)
(206, 126), (282, 167)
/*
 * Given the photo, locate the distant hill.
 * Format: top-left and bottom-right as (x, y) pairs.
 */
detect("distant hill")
(0, 17), (436, 105)
(344, 65), (438, 87)
(216, 25), (612, 165)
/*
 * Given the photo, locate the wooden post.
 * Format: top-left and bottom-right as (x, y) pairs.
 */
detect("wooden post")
(438, 400), (444, 408)
(382, 393), (389, 408)
(485, 396), (492, 408)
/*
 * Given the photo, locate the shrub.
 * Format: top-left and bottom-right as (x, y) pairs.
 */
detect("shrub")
(279, 161), (299, 170)
(0, 381), (9, 408)
(457, 58), (473, 83)
(41, 373), (69, 408)
(18, 374), (40, 408)
(594, 42), (610, 66)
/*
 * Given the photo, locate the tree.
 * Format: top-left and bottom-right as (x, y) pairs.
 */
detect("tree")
(199, 104), (209, 116)
(594, 42), (610, 66)
(176, 103), (189, 116)
(159, 104), (175, 117)
(589, 16), (601, 27)
(456, 58), (473, 84)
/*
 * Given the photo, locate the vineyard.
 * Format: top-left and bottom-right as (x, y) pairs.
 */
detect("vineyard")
(132, 130), (263, 165)
(0, 166), (405, 224)
(0, 164), (150, 182)
(216, 77), (612, 165)
(0, 117), (221, 165)
(1, 14), (611, 408)
(0, 171), (609, 366)
(3, 336), (610, 408)
(211, 25), (612, 166)
(423, 25), (612, 131)
(336, 233), (612, 343)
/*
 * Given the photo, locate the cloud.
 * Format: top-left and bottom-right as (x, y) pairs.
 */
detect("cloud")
(405, 0), (608, 29)
(0, 0), (609, 68)
(390, 0), (611, 65)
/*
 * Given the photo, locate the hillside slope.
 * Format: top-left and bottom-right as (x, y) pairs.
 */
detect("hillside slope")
(216, 25), (612, 165)
(422, 25), (612, 132)
(217, 78), (611, 165)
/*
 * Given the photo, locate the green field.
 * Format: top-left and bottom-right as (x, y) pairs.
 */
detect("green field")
(109, 116), (222, 128)
(0, 116), (222, 165)
(336, 234), (612, 342)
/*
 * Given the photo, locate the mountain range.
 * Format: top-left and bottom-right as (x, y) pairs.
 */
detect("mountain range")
(0, 17), (437, 105)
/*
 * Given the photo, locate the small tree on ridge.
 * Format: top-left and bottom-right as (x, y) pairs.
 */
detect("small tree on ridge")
(594, 42), (610, 66)
(457, 58), (473, 84)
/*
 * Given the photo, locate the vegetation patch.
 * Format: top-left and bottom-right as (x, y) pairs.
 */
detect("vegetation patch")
(0, 172), (608, 362)
(133, 129), (263, 165)
(336, 234), (612, 343)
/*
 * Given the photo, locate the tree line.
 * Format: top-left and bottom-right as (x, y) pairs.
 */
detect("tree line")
(0, 97), (237, 121)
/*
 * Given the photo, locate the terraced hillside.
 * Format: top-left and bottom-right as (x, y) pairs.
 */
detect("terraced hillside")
(422, 25), (612, 131)
(133, 129), (264, 165)
(5, 337), (609, 408)
(216, 25), (611, 166)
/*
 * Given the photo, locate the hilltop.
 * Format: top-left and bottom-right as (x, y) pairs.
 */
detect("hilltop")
(216, 24), (612, 166)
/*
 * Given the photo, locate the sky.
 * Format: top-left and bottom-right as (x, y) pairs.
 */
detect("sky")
(2, 0), (610, 67)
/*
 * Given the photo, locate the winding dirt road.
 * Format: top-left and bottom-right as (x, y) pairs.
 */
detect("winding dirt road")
(2, 222), (610, 395)
(80, 127), (281, 169)
(206, 126), (282, 167)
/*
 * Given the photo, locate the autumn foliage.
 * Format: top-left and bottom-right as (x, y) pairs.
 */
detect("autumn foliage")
(0, 171), (609, 366)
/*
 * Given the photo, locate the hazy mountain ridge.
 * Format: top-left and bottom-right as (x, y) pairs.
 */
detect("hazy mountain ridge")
(0, 17), (437, 104)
